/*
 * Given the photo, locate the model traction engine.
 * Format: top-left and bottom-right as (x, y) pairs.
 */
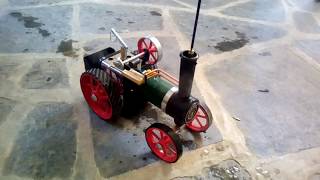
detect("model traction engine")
(80, 0), (213, 163)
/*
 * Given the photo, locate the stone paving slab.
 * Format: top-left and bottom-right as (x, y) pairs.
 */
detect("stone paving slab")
(20, 58), (69, 89)
(2, 102), (76, 179)
(0, 56), (70, 99)
(8, 0), (79, 6)
(205, 47), (320, 156)
(0, 97), (16, 125)
(182, 0), (238, 9)
(0, 57), (25, 96)
(309, 173), (320, 180)
(296, 40), (320, 64)
(171, 11), (286, 54)
(0, 57), (19, 79)
(293, 11), (320, 34)
(0, 57), (20, 95)
(79, 4), (163, 34)
(121, 0), (185, 8)
(290, 0), (320, 13)
(221, 0), (285, 23)
(0, 6), (72, 53)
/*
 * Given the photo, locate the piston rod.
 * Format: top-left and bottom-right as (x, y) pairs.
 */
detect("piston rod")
(122, 51), (145, 64)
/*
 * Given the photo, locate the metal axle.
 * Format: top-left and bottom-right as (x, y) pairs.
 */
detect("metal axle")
(122, 51), (145, 64)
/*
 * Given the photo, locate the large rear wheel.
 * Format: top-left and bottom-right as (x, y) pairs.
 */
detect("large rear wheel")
(80, 68), (123, 120)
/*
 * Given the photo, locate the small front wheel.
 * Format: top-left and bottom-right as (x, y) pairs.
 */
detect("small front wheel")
(186, 102), (212, 132)
(145, 123), (183, 163)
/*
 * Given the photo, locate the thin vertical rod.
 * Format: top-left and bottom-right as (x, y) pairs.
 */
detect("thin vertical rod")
(190, 0), (202, 52)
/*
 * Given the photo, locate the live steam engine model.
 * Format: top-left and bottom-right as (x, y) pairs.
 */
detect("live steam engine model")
(80, 0), (212, 163)
(80, 29), (212, 163)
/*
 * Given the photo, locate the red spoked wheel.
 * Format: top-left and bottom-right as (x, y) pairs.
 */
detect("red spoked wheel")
(137, 36), (162, 65)
(80, 68), (123, 120)
(145, 123), (182, 163)
(186, 102), (213, 132)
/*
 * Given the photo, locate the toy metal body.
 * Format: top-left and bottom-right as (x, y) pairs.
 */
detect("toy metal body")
(80, 0), (213, 163)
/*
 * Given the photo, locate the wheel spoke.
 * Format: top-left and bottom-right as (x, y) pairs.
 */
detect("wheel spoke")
(197, 107), (206, 116)
(196, 113), (206, 118)
(151, 131), (160, 142)
(160, 141), (175, 157)
(148, 55), (154, 64)
(160, 136), (176, 156)
(169, 145), (177, 154)
(159, 130), (166, 140)
(150, 53), (157, 64)
(160, 143), (167, 155)
(158, 132), (171, 155)
(195, 117), (204, 128)
(161, 136), (171, 145)
(142, 40), (148, 49)
(149, 47), (157, 53)
(149, 41), (153, 48)
(166, 143), (177, 155)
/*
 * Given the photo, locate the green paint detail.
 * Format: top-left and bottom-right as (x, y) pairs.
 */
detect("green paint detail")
(144, 77), (174, 108)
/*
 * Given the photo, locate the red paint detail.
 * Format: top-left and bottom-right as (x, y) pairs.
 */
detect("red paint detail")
(80, 73), (112, 120)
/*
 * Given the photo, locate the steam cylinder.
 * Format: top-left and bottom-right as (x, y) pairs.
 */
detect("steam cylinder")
(143, 77), (174, 108)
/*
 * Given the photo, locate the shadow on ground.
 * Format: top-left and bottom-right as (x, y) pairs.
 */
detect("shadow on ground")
(89, 103), (222, 178)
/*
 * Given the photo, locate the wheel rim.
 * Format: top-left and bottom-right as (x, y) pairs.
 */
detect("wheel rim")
(145, 127), (178, 162)
(80, 73), (112, 119)
(186, 105), (210, 132)
(137, 36), (162, 65)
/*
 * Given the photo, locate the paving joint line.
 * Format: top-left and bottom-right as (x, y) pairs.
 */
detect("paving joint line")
(209, 0), (252, 12)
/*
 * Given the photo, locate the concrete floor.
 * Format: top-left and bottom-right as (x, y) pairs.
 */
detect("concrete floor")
(0, 0), (320, 179)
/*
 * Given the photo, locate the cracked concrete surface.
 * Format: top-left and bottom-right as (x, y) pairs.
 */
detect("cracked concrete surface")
(0, 0), (320, 179)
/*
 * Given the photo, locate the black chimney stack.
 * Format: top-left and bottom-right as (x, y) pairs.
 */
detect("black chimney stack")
(178, 50), (198, 98)
(177, 0), (201, 98)
(165, 0), (202, 126)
